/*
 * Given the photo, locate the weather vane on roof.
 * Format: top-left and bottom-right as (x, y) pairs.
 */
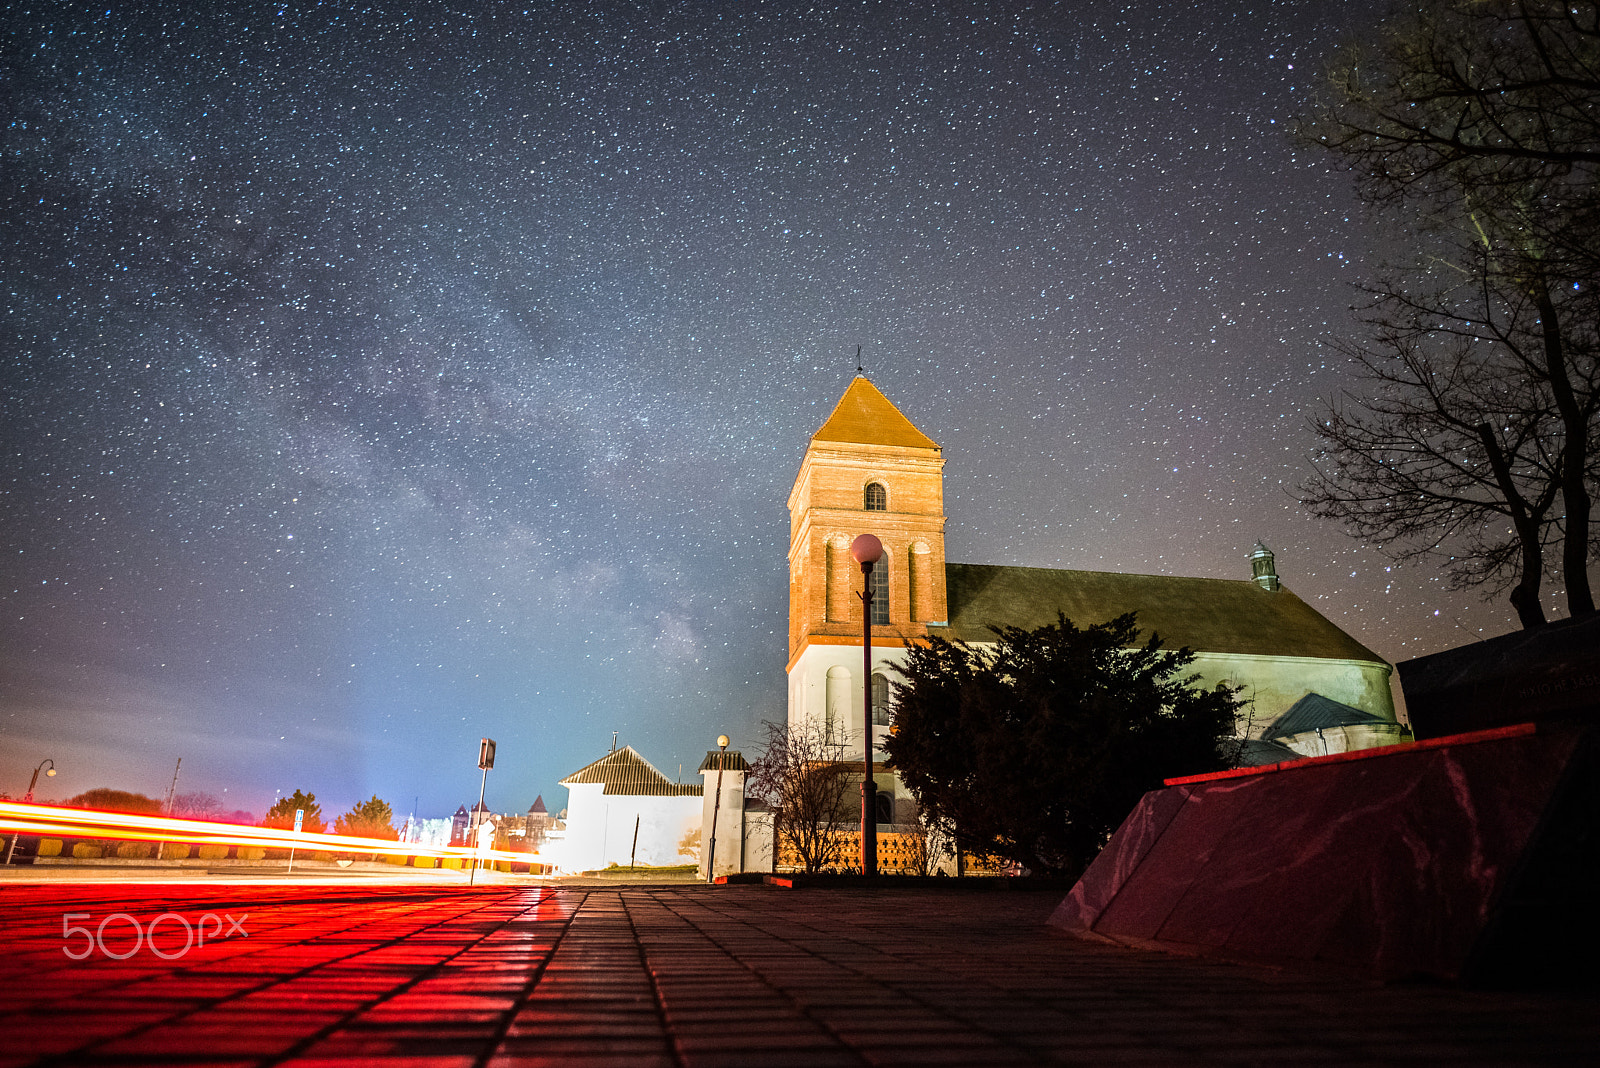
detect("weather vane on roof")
(855, 345), (865, 376)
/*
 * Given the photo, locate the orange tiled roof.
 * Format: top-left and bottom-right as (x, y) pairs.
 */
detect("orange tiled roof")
(812, 377), (939, 450)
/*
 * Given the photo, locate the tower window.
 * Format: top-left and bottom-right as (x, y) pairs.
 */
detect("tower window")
(869, 553), (889, 625)
(864, 482), (887, 511)
(871, 673), (891, 726)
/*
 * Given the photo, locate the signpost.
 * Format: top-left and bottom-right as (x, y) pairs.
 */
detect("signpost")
(470, 738), (495, 886)
(287, 808), (303, 874)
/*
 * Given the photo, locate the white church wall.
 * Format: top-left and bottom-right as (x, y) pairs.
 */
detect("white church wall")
(792, 643), (1397, 757)
(1187, 651), (1397, 738)
(789, 643), (901, 761)
(788, 639), (1404, 810)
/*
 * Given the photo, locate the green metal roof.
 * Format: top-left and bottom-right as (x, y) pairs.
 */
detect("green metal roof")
(697, 750), (751, 773)
(1263, 693), (1387, 740)
(942, 562), (1385, 663)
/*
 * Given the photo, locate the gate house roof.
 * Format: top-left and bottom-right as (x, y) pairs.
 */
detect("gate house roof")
(943, 563), (1384, 664)
(559, 746), (703, 797)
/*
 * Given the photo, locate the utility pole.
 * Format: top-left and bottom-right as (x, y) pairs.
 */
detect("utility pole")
(156, 757), (181, 861)
(163, 758), (183, 813)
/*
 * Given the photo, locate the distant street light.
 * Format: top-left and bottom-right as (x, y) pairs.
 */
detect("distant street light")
(23, 759), (56, 802)
(851, 533), (884, 877)
(705, 734), (730, 882)
(5, 759), (57, 866)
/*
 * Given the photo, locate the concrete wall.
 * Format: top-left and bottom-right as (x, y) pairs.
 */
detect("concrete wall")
(742, 807), (775, 874)
(698, 768), (746, 879)
(1277, 722), (1411, 759)
(560, 783), (702, 874)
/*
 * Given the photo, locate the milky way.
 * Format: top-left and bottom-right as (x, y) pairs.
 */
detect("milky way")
(1, 1), (1544, 819)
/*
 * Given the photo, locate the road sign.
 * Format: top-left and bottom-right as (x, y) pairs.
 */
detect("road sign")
(294, 809), (304, 832)
(479, 738), (496, 770)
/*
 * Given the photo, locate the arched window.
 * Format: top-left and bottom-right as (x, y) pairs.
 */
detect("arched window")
(870, 673), (891, 726)
(864, 482), (887, 511)
(869, 553), (889, 625)
(874, 791), (893, 825)
(825, 665), (850, 740)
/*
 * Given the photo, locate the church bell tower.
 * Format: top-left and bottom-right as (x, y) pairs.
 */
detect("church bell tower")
(786, 377), (947, 754)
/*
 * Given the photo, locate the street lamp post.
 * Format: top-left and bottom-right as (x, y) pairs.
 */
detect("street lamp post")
(5, 759), (56, 866)
(22, 759), (56, 803)
(851, 533), (884, 876)
(705, 734), (730, 882)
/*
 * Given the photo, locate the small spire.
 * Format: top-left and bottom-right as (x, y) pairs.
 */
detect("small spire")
(855, 344), (864, 376)
(1250, 541), (1279, 592)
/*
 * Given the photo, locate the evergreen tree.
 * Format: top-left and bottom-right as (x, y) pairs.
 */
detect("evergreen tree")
(261, 789), (325, 834)
(884, 614), (1241, 878)
(335, 795), (398, 840)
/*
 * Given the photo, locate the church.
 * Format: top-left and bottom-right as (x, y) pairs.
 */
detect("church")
(787, 377), (1408, 821)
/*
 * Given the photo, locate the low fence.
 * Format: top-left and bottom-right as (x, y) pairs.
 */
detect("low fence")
(775, 827), (1008, 875)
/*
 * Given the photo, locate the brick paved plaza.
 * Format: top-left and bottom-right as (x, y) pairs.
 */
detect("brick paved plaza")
(4, 881), (1598, 1066)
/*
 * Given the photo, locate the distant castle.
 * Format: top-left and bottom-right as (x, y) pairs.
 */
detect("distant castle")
(447, 795), (559, 851)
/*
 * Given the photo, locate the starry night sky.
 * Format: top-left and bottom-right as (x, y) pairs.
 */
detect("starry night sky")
(1, 1), (1552, 821)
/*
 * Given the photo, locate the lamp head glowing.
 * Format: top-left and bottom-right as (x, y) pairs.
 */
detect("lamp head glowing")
(850, 533), (883, 566)
(717, 734), (730, 749)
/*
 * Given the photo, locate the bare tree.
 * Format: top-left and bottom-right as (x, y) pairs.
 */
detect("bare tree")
(1304, 1), (1600, 222)
(747, 719), (855, 874)
(888, 797), (950, 876)
(171, 792), (227, 820)
(1304, 232), (1598, 625)
(1302, 0), (1600, 619)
